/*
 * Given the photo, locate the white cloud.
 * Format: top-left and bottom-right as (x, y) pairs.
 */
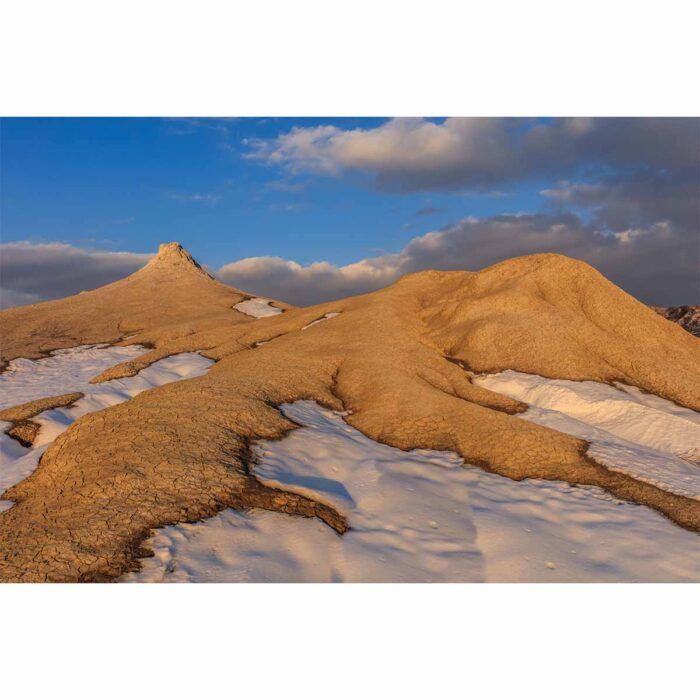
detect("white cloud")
(2, 213), (696, 312)
(246, 117), (700, 192)
(219, 255), (402, 306)
(246, 118), (519, 190)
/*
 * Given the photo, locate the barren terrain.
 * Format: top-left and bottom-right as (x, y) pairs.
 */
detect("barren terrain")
(0, 244), (698, 582)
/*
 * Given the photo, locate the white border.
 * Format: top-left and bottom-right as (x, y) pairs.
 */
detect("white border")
(1, 583), (698, 697)
(1, 0), (698, 115)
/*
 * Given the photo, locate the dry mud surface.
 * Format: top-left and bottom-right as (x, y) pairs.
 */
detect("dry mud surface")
(0, 248), (698, 582)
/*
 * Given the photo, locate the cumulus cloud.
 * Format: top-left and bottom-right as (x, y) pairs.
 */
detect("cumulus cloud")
(218, 213), (698, 307)
(541, 172), (699, 232)
(242, 118), (697, 302)
(246, 118), (521, 191)
(0, 241), (152, 307)
(246, 117), (699, 192)
(218, 255), (403, 307)
(523, 117), (700, 171)
(0, 288), (42, 309)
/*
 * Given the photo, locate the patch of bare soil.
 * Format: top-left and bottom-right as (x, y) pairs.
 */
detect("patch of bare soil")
(0, 379), (347, 582)
(6, 421), (40, 448)
(0, 392), (84, 422)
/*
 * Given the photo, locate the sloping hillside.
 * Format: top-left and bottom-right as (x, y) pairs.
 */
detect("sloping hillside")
(0, 243), (287, 368)
(0, 252), (698, 581)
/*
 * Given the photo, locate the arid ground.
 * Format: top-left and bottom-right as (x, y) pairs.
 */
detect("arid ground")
(0, 244), (698, 582)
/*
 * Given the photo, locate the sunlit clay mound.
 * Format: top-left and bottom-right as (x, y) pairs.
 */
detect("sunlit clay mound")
(0, 242), (287, 370)
(0, 245), (698, 582)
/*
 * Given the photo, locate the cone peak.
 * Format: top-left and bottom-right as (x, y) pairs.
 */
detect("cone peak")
(146, 242), (213, 278)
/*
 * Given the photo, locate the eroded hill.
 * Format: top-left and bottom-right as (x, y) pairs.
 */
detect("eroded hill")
(0, 249), (698, 581)
(0, 242), (288, 369)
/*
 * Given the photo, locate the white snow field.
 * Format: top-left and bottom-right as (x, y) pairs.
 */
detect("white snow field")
(0, 344), (146, 410)
(302, 312), (341, 329)
(233, 297), (283, 318)
(125, 401), (700, 584)
(472, 370), (700, 499)
(0, 346), (213, 512)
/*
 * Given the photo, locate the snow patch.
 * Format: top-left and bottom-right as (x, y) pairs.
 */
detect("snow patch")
(234, 298), (282, 318)
(0, 348), (213, 512)
(302, 312), (340, 330)
(124, 401), (700, 583)
(472, 370), (700, 499)
(613, 382), (700, 424)
(0, 344), (146, 410)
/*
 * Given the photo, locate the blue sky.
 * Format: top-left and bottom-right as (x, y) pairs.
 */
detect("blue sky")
(1, 117), (697, 307)
(2, 117), (553, 266)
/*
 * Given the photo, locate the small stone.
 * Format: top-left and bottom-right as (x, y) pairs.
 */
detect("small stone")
(428, 520), (439, 529)
(546, 561), (556, 570)
(7, 420), (40, 447)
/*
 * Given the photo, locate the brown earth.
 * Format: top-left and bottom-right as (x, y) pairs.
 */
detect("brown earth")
(0, 392), (84, 423)
(6, 421), (41, 448)
(0, 248), (698, 582)
(1, 393), (85, 447)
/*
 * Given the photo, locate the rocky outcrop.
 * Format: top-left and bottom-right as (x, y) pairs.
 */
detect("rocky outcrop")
(6, 421), (40, 448)
(653, 306), (700, 337)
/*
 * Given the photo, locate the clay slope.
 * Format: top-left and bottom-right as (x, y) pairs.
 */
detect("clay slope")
(1, 253), (698, 581)
(0, 242), (284, 368)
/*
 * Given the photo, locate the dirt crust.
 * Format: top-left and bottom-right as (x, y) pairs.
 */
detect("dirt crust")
(6, 421), (41, 448)
(0, 392), (84, 422)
